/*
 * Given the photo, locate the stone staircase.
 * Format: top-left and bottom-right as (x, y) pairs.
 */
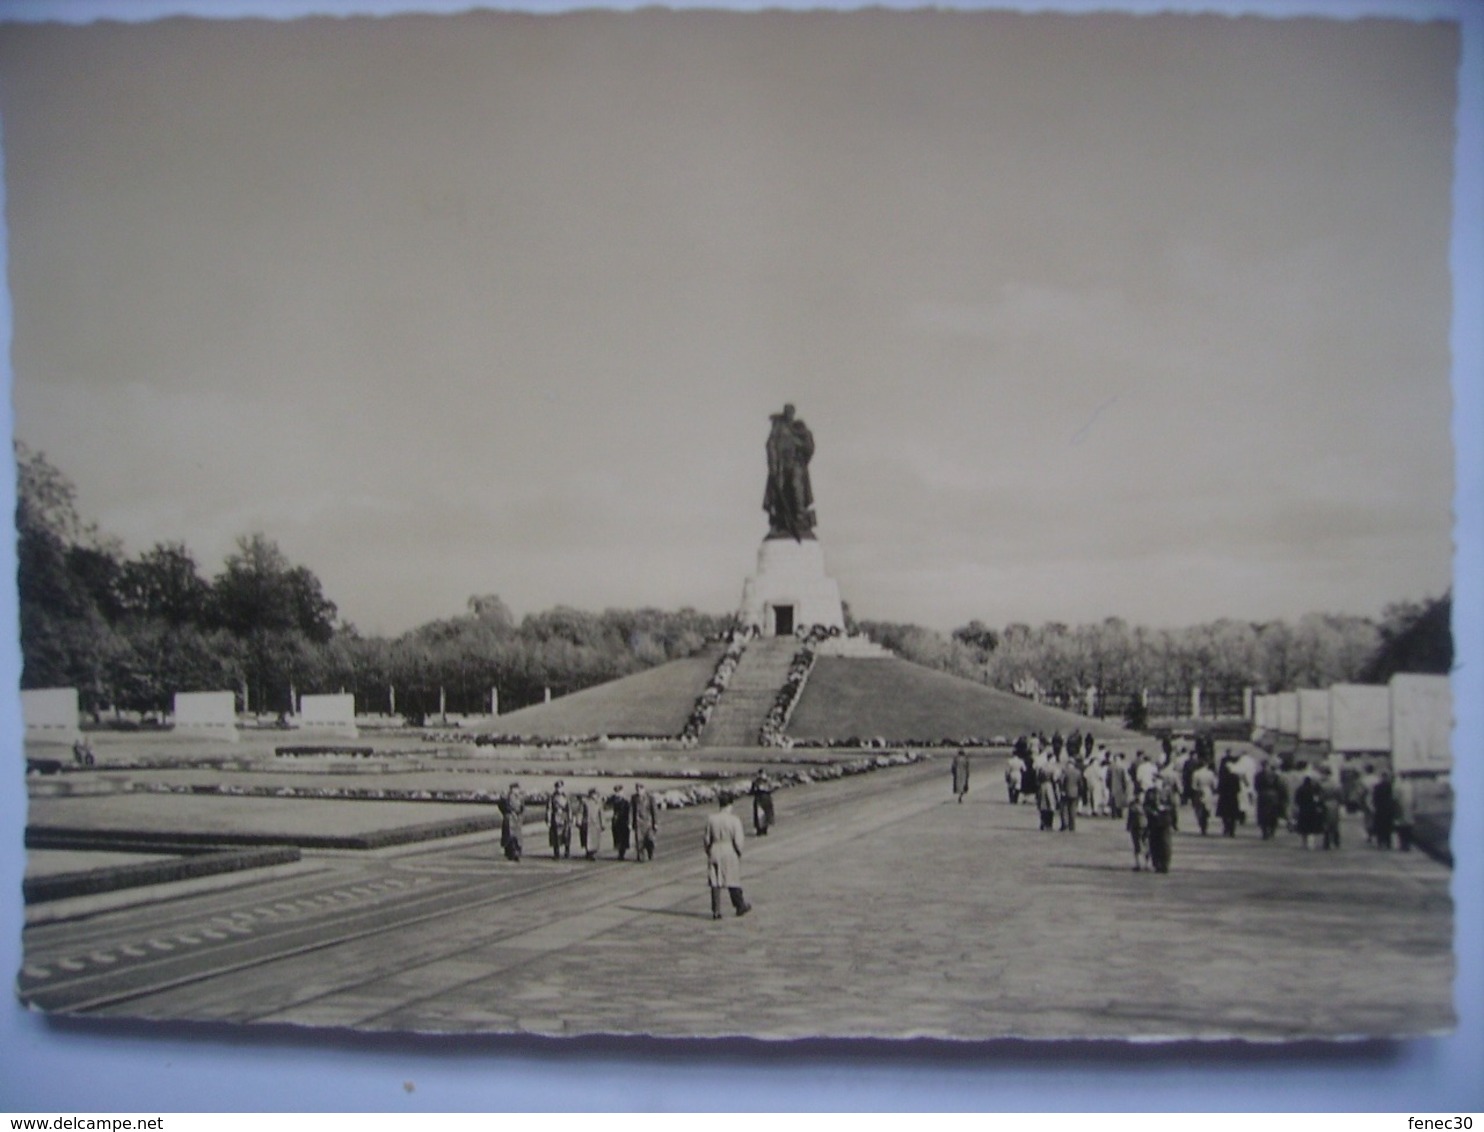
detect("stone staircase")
(699, 637), (805, 748)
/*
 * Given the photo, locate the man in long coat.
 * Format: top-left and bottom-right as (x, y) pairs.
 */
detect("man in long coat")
(500, 782), (525, 862)
(951, 750), (970, 803)
(1144, 786), (1174, 874)
(546, 780), (573, 859)
(703, 792), (751, 919)
(606, 784), (632, 860)
(1036, 758), (1060, 831)
(631, 782), (660, 862)
(577, 788), (607, 860)
(1108, 753), (1130, 820)
(1255, 759), (1288, 841)
(1058, 756), (1084, 832)
(1216, 756), (1244, 837)
(1294, 770), (1324, 850)
(1190, 759), (1218, 835)
(751, 769), (776, 835)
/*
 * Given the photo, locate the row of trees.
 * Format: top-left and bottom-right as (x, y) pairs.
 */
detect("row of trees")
(16, 444), (1450, 723)
(861, 597), (1450, 715)
(16, 445), (729, 717)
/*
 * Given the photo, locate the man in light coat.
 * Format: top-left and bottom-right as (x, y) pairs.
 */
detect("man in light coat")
(631, 782), (660, 862)
(704, 792), (752, 920)
(500, 782), (524, 862)
(577, 787), (607, 861)
(951, 750), (971, 803)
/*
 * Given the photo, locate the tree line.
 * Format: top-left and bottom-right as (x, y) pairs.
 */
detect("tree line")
(858, 597), (1450, 715)
(15, 445), (727, 719)
(16, 445), (1449, 723)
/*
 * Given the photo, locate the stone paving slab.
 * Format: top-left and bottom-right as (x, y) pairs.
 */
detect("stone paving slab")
(341, 768), (1451, 1040)
(46, 758), (1453, 1042)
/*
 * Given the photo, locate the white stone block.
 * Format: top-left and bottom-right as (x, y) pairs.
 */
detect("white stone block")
(738, 537), (845, 636)
(1390, 674), (1451, 774)
(173, 691), (239, 742)
(1297, 688), (1330, 742)
(1328, 684), (1391, 753)
(1274, 692), (1299, 736)
(22, 687), (80, 745)
(298, 693), (359, 737)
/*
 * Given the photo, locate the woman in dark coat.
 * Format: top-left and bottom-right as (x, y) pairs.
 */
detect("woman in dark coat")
(1293, 772), (1325, 850)
(1216, 757), (1243, 837)
(1371, 773), (1398, 849)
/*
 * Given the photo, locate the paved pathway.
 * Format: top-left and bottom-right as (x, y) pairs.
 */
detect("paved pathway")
(24, 755), (1453, 1041)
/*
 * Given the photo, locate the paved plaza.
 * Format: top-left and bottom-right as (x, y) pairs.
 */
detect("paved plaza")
(20, 752), (1452, 1041)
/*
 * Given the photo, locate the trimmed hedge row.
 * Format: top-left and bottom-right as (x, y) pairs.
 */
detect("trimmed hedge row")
(26, 812), (504, 853)
(23, 846), (301, 904)
(275, 746), (377, 757)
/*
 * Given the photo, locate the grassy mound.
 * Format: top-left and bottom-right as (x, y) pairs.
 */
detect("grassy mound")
(479, 645), (723, 738)
(787, 657), (1129, 744)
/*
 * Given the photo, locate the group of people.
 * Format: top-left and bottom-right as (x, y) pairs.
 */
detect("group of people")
(494, 770), (776, 922)
(997, 730), (1425, 872)
(498, 780), (660, 863)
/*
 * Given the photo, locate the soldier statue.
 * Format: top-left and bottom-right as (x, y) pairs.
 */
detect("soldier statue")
(763, 403), (816, 541)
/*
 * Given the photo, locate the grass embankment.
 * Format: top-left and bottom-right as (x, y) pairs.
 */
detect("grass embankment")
(481, 645), (722, 738)
(787, 657), (1129, 744)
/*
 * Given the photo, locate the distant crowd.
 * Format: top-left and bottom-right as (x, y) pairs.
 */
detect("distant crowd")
(992, 730), (1419, 874)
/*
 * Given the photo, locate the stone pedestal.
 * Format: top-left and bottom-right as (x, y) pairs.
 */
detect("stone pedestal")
(738, 537), (845, 636)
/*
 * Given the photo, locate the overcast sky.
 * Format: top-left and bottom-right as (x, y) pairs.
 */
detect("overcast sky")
(0, 6), (1460, 636)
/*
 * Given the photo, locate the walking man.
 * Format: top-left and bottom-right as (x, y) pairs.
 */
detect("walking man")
(577, 787), (607, 860)
(632, 782), (660, 862)
(751, 768), (776, 835)
(546, 780), (573, 859)
(951, 749), (971, 803)
(703, 792), (752, 920)
(1144, 786), (1174, 874)
(1036, 757), (1060, 831)
(606, 785), (631, 860)
(500, 781), (524, 862)
(1190, 758), (1217, 836)
(1255, 758), (1288, 841)
(1058, 756), (1084, 832)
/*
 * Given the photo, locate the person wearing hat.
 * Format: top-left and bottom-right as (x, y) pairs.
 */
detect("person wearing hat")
(500, 782), (525, 862)
(546, 780), (573, 859)
(577, 787), (607, 861)
(751, 768), (775, 835)
(1143, 785), (1174, 874)
(703, 791), (751, 920)
(606, 784), (633, 860)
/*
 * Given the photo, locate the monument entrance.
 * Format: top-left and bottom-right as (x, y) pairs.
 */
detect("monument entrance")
(772, 603), (796, 636)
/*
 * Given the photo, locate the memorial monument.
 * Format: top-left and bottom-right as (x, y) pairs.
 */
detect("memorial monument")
(739, 404), (846, 636)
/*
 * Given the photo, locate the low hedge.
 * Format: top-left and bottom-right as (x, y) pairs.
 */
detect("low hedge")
(26, 812), (503, 853)
(23, 846), (301, 904)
